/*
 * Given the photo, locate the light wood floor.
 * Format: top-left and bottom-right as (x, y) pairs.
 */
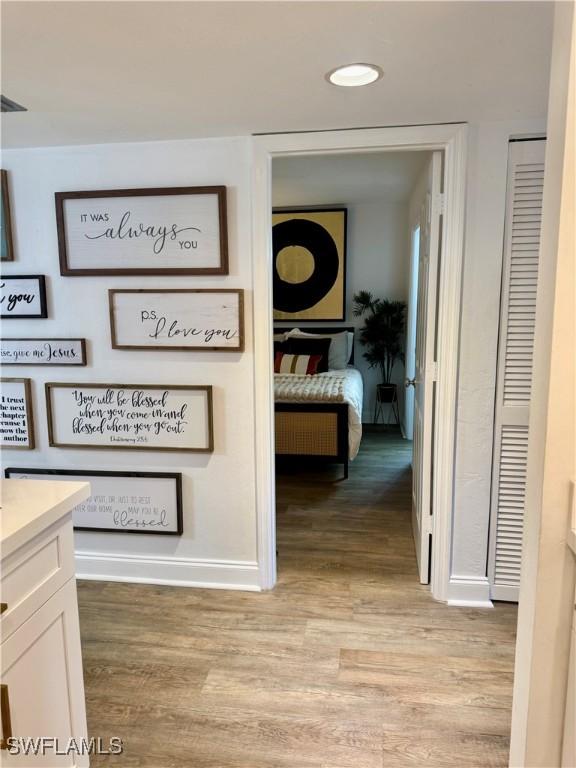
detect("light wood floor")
(78, 430), (517, 767)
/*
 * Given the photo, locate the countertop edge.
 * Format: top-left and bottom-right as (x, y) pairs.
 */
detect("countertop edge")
(1, 482), (91, 559)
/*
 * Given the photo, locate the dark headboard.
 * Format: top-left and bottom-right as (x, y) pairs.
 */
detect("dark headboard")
(274, 325), (356, 365)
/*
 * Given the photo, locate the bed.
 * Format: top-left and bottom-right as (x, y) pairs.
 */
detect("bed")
(273, 326), (363, 479)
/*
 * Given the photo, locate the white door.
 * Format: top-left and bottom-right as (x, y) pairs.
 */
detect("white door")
(488, 138), (546, 601)
(410, 151), (443, 584)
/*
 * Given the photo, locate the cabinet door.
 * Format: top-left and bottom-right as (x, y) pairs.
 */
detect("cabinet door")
(1, 580), (88, 767)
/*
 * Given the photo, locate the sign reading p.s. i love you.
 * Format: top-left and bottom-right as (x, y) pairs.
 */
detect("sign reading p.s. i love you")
(45, 383), (213, 452)
(109, 289), (244, 351)
(55, 186), (228, 276)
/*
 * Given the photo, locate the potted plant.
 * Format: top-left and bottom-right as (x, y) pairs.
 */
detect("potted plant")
(352, 291), (407, 406)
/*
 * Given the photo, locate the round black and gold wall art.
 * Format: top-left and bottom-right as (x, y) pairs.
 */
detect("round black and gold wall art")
(272, 208), (347, 321)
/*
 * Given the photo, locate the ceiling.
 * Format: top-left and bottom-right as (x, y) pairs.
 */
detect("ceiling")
(1, 1), (553, 149)
(273, 150), (431, 205)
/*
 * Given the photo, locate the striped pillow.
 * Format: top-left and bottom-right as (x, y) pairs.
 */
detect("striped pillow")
(274, 352), (322, 375)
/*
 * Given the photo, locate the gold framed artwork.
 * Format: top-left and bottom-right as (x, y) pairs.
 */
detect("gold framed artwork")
(272, 208), (347, 321)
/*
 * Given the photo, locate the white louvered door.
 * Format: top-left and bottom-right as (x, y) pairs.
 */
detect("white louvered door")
(488, 138), (546, 602)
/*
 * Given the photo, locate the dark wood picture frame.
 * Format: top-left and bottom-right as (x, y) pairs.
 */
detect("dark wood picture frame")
(3, 467), (184, 535)
(1, 338), (87, 366)
(55, 186), (228, 276)
(0, 275), (47, 319)
(1, 377), (35, 449)
(272, 207), (347, 322)
(45, 382), (214, 453)
(1, 170), (14, 262)
(109, 288), (245, 352)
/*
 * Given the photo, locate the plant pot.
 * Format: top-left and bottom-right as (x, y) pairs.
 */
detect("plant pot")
(376, 383), (397, 404)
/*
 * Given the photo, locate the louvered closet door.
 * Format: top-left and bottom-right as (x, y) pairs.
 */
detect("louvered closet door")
(488, 138), (546, 602)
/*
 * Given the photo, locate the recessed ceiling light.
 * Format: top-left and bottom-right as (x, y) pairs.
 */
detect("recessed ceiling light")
(326, 63), (383, 87)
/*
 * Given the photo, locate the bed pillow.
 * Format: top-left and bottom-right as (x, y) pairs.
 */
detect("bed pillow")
(286, 329), (351, 369)
(283, 337), (331, 373)
(274, 352), (323, 375)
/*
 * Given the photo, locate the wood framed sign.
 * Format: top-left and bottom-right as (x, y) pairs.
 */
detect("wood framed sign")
(109, 289), (244, 351)
(55, 186), (228, 276)
(1, 378), (35, 449)
(0, 275), (47, 318)
(45, 382), (213, 452)
(1, 338), (87, 366)
(1, 170), (14, 262)
(4, 468), (183, 535)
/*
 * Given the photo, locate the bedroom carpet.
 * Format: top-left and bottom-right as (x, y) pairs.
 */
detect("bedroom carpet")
(77, 430), (517, 767)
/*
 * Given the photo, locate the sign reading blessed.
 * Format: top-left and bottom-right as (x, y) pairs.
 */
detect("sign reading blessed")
(4, 468), (183, 535)
(1, 338), (87, 365)
(45, 383), (213, 452)
(1, 378), (34, 449)
(0, 275), (47, 318)
(109, 289), (244, 351)
(55, 186), (228, 276)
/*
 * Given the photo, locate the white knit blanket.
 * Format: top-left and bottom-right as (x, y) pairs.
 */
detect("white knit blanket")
(274, 368), (363, 459)
(274, 373), (345, 402)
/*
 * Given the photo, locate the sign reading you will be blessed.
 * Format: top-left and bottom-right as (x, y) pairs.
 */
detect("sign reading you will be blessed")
(56, 187), (228, 275)
(109, 289), (244, 351)
(46, 383), (213, 452)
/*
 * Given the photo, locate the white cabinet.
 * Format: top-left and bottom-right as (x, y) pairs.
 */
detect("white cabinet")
(1, 481), (90, 768)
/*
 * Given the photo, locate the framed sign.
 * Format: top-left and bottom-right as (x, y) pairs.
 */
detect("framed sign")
(1, 338), (87, 366)
(109, 289), (244, 351)
(55, 186), (228, 276)
(272, 208), (347, 321)
(0, 275), (47, 319)
(1, 378), (34, 449)
(45, 382), (213, 452)
(1, 170), (14, 262)
(4, 468), (183, 535)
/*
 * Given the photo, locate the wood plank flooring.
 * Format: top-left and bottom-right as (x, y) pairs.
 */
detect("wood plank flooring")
(77, 430), (517, 767)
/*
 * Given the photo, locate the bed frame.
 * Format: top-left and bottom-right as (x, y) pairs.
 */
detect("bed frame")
(274, 326), (355, 480)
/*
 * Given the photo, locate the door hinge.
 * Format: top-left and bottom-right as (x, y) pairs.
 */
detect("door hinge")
(430, 361), (438, 381)
(438, 193), (445, 215)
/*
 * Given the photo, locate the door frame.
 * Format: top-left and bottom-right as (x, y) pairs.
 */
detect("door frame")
(251, 123), (468, 602)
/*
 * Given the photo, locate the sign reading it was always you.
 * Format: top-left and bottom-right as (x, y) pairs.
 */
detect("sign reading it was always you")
(55, 186), (228, 276)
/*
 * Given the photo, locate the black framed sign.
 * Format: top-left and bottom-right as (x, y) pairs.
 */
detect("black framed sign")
(45, 382), (214, 452)
(0, 275), (47, 319)
(55, 186), (228, 276)
(272, 208), (347, 322)
(1, 338), (87, 366)
(4, 468), (183, 534)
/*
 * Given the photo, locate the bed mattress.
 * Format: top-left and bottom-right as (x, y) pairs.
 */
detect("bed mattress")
(274, 368), (363, 459)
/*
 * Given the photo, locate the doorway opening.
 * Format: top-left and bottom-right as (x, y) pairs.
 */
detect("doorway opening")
(270, 149), (437, 588)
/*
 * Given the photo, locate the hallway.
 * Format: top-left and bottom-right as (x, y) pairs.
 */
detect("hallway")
(78, 431), (517, 767)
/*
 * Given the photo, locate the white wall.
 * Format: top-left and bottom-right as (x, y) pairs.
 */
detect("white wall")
(1, 118), (548, 598)
(1, 136), (260, 589)
(449, 118), (546, 603)
(511, 2), (575, 763)
(346, 200), (409, 421)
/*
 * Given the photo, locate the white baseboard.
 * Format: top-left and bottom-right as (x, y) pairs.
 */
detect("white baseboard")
(446, 575), (493, 607)
(75, 551), (261, 591)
